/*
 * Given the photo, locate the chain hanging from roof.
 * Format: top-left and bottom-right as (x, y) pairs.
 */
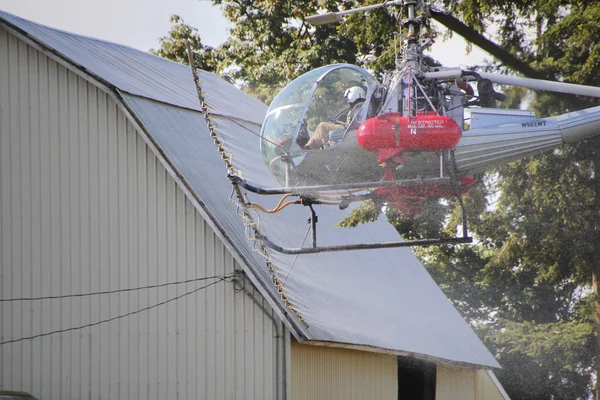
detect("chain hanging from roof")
(185, 42), (308, 327)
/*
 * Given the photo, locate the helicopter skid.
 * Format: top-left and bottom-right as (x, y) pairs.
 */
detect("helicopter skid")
(258, 233), (473, 255)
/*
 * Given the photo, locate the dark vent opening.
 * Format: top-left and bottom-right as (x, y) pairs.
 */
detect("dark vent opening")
(397, 356), (436, 400)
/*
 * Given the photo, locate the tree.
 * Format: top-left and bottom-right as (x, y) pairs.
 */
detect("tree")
(421, 156), (597, 398)
(208, 0), (404, 102)
(151, 15), (224, 74)
(423, 2), (600, 398)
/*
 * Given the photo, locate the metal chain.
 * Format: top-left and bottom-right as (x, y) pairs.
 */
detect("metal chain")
(185, 42), (307, 326)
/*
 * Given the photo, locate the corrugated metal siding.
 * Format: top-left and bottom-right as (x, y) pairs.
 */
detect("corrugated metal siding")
(0, 28), (279, 400)
(290, 342), (397, 400)
(436, 365), (476, 400)
(437, 367), (509, 400)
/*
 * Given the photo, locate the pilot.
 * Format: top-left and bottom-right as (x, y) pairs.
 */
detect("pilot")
(305, 86), (366, 150)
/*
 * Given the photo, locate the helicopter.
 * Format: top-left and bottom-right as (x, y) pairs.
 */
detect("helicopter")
(228, 0), (600, 253)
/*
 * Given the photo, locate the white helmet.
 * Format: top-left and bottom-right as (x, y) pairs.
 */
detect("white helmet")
(344, 86), (366, 104)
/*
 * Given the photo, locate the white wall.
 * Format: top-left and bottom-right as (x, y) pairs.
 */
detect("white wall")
(0, 26), (282, 400)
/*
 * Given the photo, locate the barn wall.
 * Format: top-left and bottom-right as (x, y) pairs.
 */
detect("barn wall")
(0, 27), (281, 400)
(476, 370), (510, 400)
(436, 365), (476, 400)
(436, 365), (509, 400)
(290, 341), (398, 400)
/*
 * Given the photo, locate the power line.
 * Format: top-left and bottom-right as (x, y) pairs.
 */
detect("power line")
(0, 275), (229, 302)
(0, 276), (233, 346)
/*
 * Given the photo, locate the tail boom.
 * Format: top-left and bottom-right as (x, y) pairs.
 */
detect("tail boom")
(454, 105), (600, 174)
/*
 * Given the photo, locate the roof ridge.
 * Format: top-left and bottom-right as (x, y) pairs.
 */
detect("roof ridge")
(0, 9), (144, 50)
(0, 10), (266, 124)
(0, 9), (213, 72)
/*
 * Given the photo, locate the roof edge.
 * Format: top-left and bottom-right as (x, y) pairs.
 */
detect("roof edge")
(300, 340), (501, 370)
(486, 370), (511, 399)
(0, 11), (262, 119)
(0, 9), (212, 74)
(0, 16), (117, 94)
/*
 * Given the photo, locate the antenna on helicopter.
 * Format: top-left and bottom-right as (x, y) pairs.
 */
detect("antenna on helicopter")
(305, 0), (403, 26)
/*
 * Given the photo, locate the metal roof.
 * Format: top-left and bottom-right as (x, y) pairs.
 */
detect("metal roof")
(0, 10), (500, 368)
(0, 11), (265, 125)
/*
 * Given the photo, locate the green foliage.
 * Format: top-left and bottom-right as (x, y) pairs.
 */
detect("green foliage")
(468, 150), (598, 397)
(485, 319), (594, 400)
(419, 243), (492, 322)
(337, 199), (380, 228)
(387, 198), (448, 240)
(338, 197), (448, 239)
(205, 0), (401, 103)
(420, 3), (600, 398)
(538, 4), (600, 86)
(208, 0), (351, 102)
(439, 1), (600, 85)
(419, 149), (598, 397)
(150, 15), (225, 75)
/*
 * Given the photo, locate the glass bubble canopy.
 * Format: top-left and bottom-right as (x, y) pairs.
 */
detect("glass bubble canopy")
(260, 64), (380, 185)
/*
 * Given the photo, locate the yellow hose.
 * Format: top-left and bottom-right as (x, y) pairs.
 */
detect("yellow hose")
(251, 200), (297, 213)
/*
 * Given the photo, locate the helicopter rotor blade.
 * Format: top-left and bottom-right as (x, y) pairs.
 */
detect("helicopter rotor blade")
(306, 0), (403, 26)
(428, 8), (545, 80)
(422, 69), (600, 98)
(479, 72), (600, 98)
(305, 12), (344, 26)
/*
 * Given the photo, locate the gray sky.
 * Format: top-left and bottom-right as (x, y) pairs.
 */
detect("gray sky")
(2, 0), (230, 50)
(2, 0), (489, 66)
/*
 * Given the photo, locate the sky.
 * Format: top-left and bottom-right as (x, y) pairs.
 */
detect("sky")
(1, 0), (490, 68)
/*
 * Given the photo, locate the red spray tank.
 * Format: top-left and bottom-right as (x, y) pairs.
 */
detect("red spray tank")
(357, 112), (462, 163)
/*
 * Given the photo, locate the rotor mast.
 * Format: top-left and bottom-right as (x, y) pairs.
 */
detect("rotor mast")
(394, 1), (439, 117)
(402, 1), (421, 70)
(398, 0), (421, 117)
(305, 1), (436, 117)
